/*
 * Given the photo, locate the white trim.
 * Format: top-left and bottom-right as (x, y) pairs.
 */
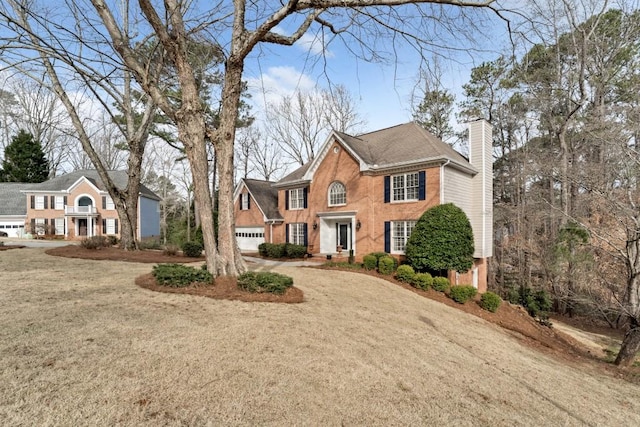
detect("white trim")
(67, 176), (102, 194)
(328, 181), (347, 206)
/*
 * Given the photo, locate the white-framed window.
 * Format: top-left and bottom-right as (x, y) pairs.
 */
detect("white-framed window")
(289, 188), (305, 210)
(241, 193), (249, 210)
(328, 181), (346, 206)
(54, 218), (65, 235)
(35, 218), (45, 235)
(391, 220), (417, 253)
(35, 195), (45, 210)
(55, 196), (64, 210)
(106, 196), (115, 210)
(105, 218), (116, 235)
(289, 223), (305, 246)
(392, 172), (419, 202)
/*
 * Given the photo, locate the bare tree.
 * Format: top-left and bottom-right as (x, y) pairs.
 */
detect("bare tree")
(251, 136), (285, 181)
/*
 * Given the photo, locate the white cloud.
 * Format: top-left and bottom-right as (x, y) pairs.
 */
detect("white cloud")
(247, 66), (316, 108)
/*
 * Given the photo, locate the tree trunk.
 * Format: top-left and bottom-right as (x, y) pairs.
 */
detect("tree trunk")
(615, 318), (640, 367)
(213, 58), (247, 276)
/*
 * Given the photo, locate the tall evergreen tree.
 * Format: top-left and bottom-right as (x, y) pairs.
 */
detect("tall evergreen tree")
(0, 129), (49, 182)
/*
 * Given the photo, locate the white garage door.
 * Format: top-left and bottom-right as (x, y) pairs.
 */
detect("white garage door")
(0, 221), (26, 237)
(235, 227), (265, 252)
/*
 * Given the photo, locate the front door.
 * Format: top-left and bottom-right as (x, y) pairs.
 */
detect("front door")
(78, 218), (87, 236)
(337, 223), (350, 251)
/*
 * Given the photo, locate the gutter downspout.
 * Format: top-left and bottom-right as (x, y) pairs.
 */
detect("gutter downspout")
(440, 160), (451, 204)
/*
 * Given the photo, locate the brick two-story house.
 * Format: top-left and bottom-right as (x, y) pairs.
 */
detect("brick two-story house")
(234, 120), (493, 290)
(0, 170), (160, 240)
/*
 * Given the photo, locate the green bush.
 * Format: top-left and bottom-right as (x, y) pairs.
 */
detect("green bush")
(237, 271), (294, 294)
(285, 243), (306, 258)
(265, 243), (285, 258)
(449, 285), (478, 304)
(368, 252), (390, 264)
(510, 287), (553, 319)
(107, 235), (119, 246)
(405, 203), (474, 273)
(480, 291), (502, 313)
(258, 243), (268, 257)
(324, 261), (363, 270)
(378, 256), (396, 275)
(396, 265), (416, 282)
(152, 263), (213, 287)
(80, 236), (110, 250)
(432, 276), (450, 292)
(139, 239), (161, 250)
(182, 241), (203, 257)
(363, 255), (377, 270)
(412, 272), (433, 290)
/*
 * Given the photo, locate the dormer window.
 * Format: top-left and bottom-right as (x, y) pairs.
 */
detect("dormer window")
(328, 181), (346, 206)
(240, 193), (250, 210)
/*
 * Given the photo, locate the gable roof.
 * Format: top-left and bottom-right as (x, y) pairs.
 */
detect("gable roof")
(0, 183), (33, 216)
(22, 170), (160, 200)
(276, 122), (476, 187)
(240, 178), (282, 221)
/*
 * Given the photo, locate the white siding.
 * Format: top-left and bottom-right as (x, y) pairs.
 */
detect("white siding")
(468, 120), (493, 258)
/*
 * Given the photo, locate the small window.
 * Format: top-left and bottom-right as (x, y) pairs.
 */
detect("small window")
(289, 188), (305, 210)
(241, 193), (249, 210)
(392, 172), (419, 202)
(328, 182), (346, 206)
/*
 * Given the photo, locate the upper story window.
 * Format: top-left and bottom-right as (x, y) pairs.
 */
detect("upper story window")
(106, 196), (115, 210)
(54, 196), (64, 210)
(328, 182), (346, 206)
(393, 172), (419, 202)
(34, 195), (45, 210)
(240, 193), (250, 210)
(288, 188), (305, 210)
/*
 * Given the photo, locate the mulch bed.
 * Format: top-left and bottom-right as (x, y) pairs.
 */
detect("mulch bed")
(46, 245), (205, 263)
(0, 245), (26, 251)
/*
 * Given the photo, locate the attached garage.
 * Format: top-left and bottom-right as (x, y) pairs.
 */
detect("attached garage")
(0, 219), (26, 237)
(235, 226), (265, 252)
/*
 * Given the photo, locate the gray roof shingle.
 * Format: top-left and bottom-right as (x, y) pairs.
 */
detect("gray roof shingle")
(243, 178), (282, 221)
(0, 183), (33, 216)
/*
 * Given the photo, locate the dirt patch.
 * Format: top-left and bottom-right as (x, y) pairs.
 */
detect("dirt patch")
(46, 244), (205, 263)
(135, 273), (304, 303)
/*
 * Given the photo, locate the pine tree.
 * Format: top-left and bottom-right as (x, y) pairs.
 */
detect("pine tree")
(0, 130), (49, 182)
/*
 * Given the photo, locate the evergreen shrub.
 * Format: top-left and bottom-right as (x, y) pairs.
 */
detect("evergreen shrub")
(152, 263), (212, 287)
(378, 256), (396, 275)
(396, 265), (416, 282)
(480, 292), (502, 313)
(412, 272), (433, 290)
(449, 285), (477, 304)
(238, 271), (294, 294)
(182, 241), (203, 257)
(432, 276), (450, 292)
(363, 255), (377, 270)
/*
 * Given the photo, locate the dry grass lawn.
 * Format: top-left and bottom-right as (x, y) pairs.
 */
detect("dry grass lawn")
(1, 248), (640, 426)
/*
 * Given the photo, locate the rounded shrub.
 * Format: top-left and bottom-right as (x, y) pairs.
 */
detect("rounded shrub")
(238, 271), (294, 294)
(152, 263), (212, 287)
(285, 243), (306, 258)
(378, 256), (396, 275)
(432, 276), (450, 292)
(405, 203), (474, 274)
(412, 272), (433, 290)
(363, 255), (377, 270)
(258, 243), (268, 257)
(396, 265), (416, 282)
(182, 241), (203, 257)
(265, 243), (286, 258)
(480, 291), (502, 313)
(449, 285), (478, 304)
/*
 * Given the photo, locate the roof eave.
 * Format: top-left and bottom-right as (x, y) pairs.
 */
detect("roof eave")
(362, 157), (477, 175)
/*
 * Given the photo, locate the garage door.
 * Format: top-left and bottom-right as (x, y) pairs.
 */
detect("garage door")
(0, 221), (26, 237)
(235, 227), (265, 252)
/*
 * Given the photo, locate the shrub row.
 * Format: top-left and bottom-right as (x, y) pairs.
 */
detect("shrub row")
(258, 243), (306, 259)
(237, 271), (294, 294)
(152, 263), (213, 287)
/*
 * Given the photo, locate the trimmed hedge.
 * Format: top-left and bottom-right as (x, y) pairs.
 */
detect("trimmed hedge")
(378, 256), (396, 275)
(432, 276), (450, 292)
(284, 243), (306, 258)
(412, 272), (433, 290)
(480, 291), (502, 313)
(182, 241), (203, 257)
(449, 285), (477, 304)
(237, 271), (294, 294)
(363, 255), (377, 270)
(396, 265), (415, 282)
(152, 263), (213, 287)
(258, 243), (268, 257)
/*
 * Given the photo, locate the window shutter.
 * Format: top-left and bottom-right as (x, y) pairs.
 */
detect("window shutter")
(102, 219), (106, 233)
(303, 223), (308, 247)
(303, 187), (308, 209)
(50, 218), (54, 234)
(247, 194), (251, 210)
(114, 219), (118, 234)
(102, 196), (106, 210)
(384, 176), (390, 203)
(44, 218), (48, 226)
(30, 219), (35, 233)
(418, 171), (426, 201)
(384, 221), (391, 253)
(285, 191), (289, 210)
(285, 224), (290, 243)
(30, 195), (35, 209)
(43, 197), (48, 209)
(50, 196), (55, 208)
(63, 196), (67, 206)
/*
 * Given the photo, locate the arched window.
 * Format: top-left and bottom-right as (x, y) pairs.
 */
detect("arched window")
(328, 181), (346, 206)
